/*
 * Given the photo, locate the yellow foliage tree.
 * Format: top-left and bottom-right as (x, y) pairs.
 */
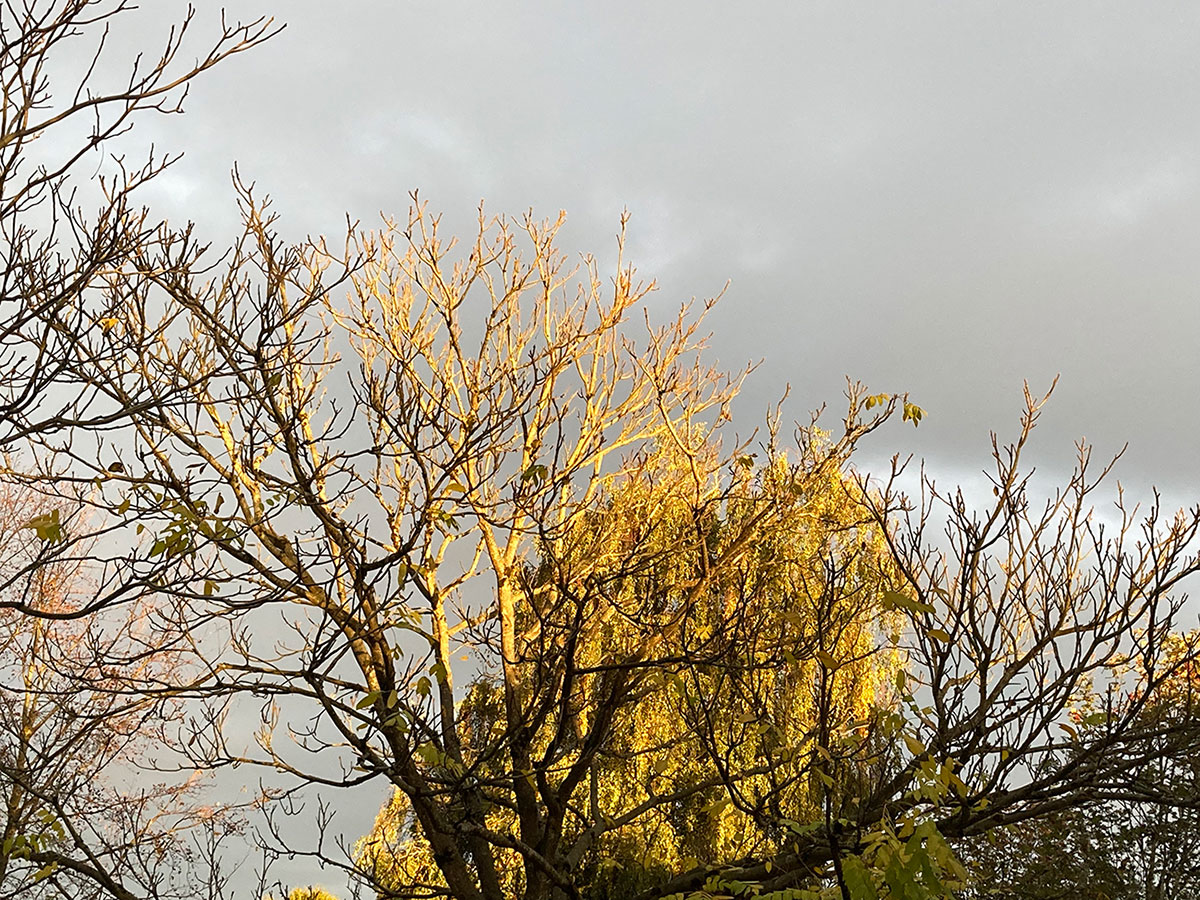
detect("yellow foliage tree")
(356, 434), (908, 898)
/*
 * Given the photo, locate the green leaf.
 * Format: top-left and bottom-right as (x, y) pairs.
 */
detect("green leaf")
(927, 827), (969, 882)
(841, 855), (879, 900)
(25, 509), (63, 543)
(521, 463), (548, 484)
(383, 709), (409, 732)
(415, 742), (444, 767)
(926, 628), (952, 643)
(902, 733), (926, 756)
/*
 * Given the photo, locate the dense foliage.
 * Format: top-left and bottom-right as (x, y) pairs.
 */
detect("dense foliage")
(353, 444), (912, 899)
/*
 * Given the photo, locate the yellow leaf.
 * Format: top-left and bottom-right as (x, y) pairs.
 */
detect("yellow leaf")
(814, 649), (838, 668)
(902, 733), (926, 756)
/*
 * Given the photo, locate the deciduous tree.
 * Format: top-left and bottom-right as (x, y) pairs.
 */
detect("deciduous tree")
(0, 0), (275, 450)
(4, 7), (1200, 900)
(0, 484), (250, 900)
(9, 183), (913, 898)
(9, 183), (1200, 900)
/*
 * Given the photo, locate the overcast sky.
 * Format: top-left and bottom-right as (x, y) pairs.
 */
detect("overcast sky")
(123, 0), (1200, 507)
(96, 1), (1200, 890)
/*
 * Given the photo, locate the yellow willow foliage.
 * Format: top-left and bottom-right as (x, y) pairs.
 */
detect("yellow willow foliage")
(278, 889), (342, 900)
(357, 439), (905, 897)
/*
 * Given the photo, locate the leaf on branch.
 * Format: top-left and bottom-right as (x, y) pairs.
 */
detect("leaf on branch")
(902, 401), (926, 426)
(882, 589), (935, 615)
(841, 855), (879, 900)
(25, 510), (63, 543)
(521, 463), (549, 485)
(902, 733), (926, 756)
(814, 649), (839, 669)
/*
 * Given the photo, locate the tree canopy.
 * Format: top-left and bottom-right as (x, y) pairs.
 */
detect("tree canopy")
(2, 5), (1200, 900)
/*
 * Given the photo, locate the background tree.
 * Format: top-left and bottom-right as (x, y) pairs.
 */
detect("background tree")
(0, 483), (252, 900)
(956, 805), (1128, 900)
(355, 435), (910, 898)
(0, 0), (274, 452)
(958, 632), (1200, 900)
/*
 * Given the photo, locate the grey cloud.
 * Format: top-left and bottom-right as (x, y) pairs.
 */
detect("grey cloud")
(127, 0), (1200, 490)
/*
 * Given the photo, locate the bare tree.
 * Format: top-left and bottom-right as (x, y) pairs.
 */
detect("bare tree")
(7, 170), (1200, 900)
(0, 0), (276, 448)
(0, 4), (277, 898)
(834, 386), (1200, 897)
(0, 482), (257, 900)
(1, 163), (930, 899)
(957, 627), (1200, 900)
